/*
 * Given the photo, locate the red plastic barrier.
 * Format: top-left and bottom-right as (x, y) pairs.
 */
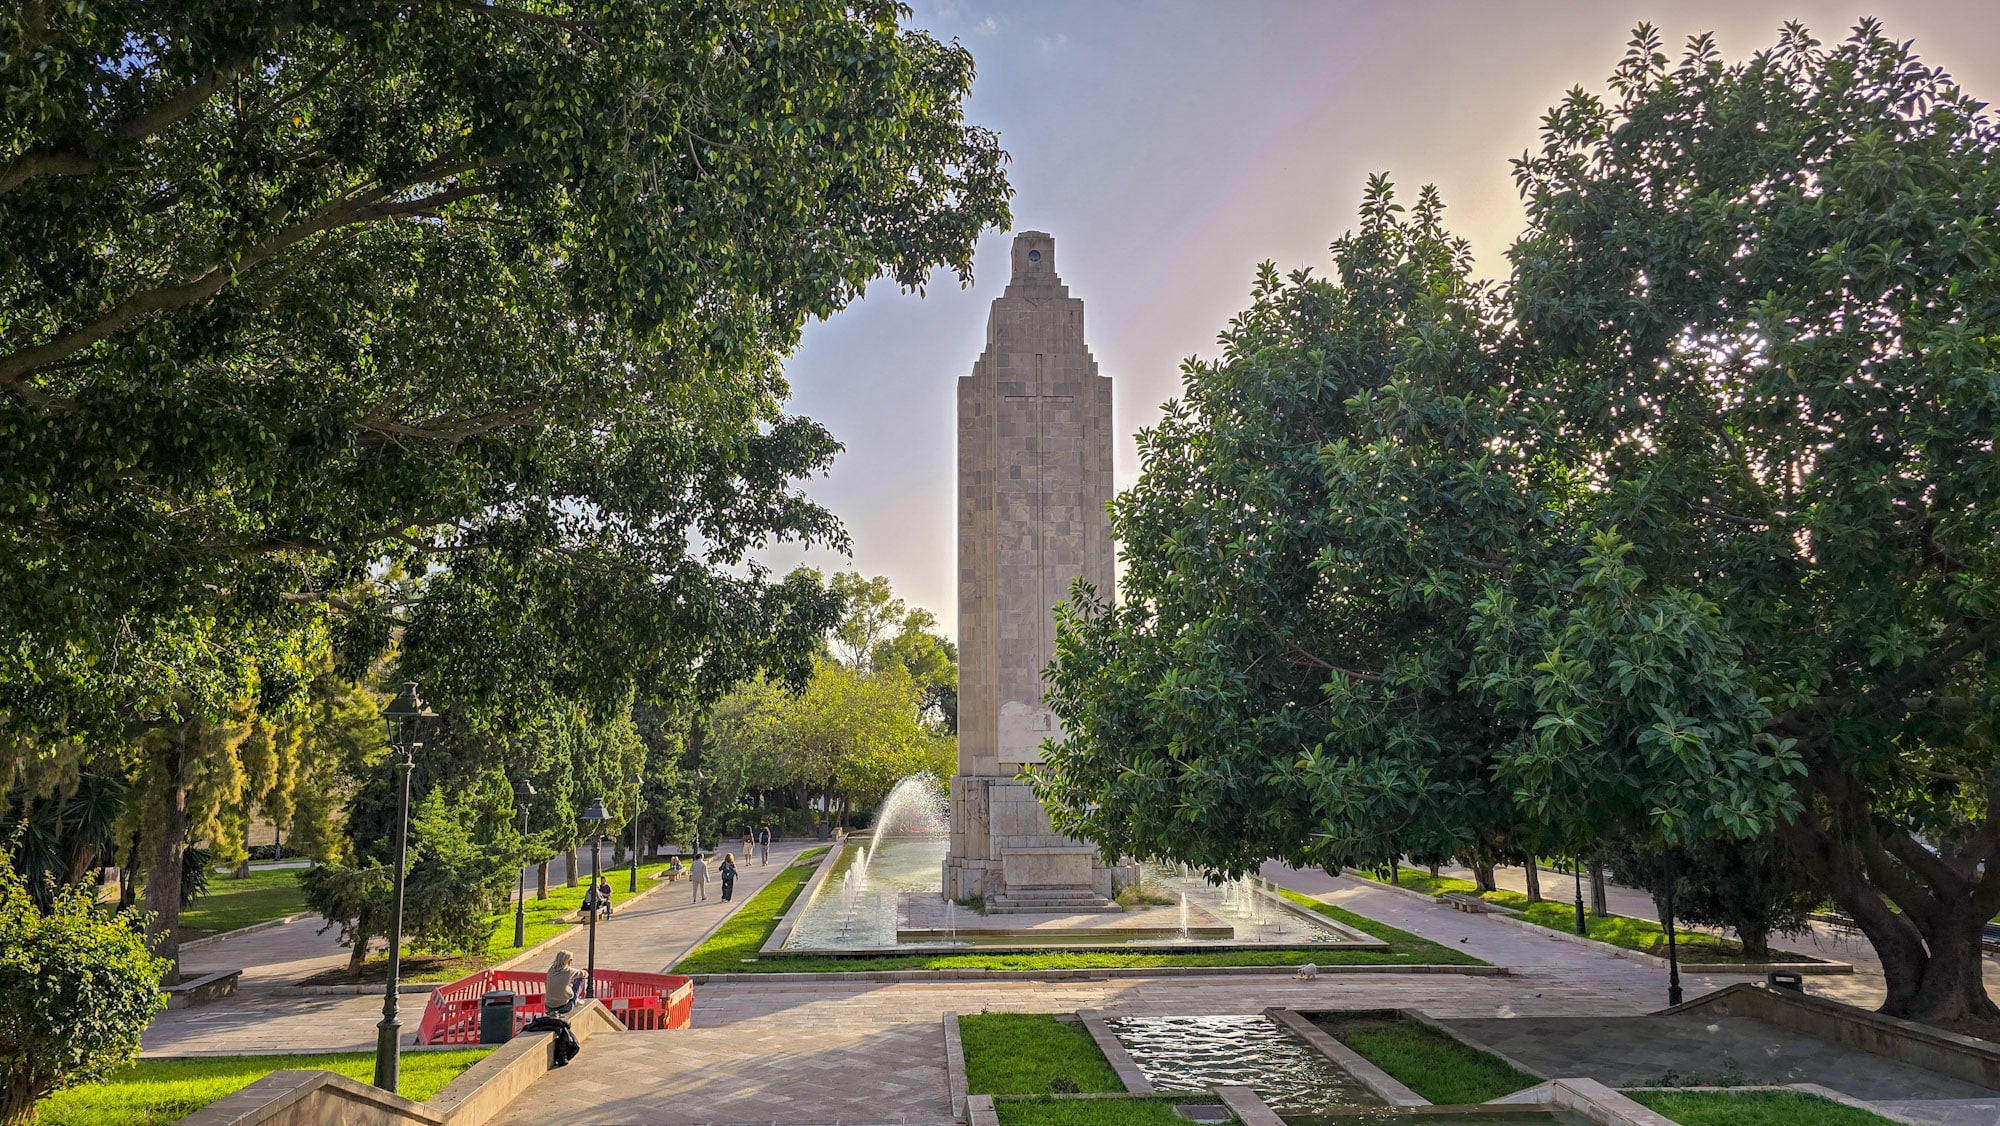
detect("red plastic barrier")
(416, 967), (694, 1044)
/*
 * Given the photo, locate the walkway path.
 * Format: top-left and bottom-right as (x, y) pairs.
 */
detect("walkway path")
(141, 841), (819, 1055)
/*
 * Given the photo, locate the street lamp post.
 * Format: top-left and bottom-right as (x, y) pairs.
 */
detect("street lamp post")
(581, 799), (610, 999)
(513, 779), (535, 948)
(629, 770), (644, 894)
(374, 681), (431, 1095)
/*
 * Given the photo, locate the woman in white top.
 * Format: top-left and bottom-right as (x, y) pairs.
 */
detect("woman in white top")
(545, 950), (584, 1017)
(689, 854), (709, 902)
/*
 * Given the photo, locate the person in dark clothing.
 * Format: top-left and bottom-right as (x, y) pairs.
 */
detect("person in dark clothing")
(719, 852), (738, 901)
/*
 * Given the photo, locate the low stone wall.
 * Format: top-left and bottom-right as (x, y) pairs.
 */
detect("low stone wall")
(1670, 982), (2000, 1092)
(165, 969), (241, 1009)
(1264, 1008), (1426, 1106)
(172, 1001), (627, 1126)
(1490, 1079), (1678, 1125)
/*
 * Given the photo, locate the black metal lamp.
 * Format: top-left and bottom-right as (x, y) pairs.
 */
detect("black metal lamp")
(513, 779), (536, 947)
(581, 798), (610, 998)
(374, 680), (433, 1094)
(628, 770), (645, 893)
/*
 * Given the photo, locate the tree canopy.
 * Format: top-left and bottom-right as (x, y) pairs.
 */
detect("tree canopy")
(1042, 21), (2000, 1021)
(0, 0), (1010, 741)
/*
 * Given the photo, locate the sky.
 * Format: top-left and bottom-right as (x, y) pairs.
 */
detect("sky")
(757, 1), (2000, 636)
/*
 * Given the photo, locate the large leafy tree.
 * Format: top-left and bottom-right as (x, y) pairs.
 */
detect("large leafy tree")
(1512, 21), (2000, 1021)
(1, 0), (1008, 971)
(0, 0), (1007, 733)
(1040, 180), (1793, 883)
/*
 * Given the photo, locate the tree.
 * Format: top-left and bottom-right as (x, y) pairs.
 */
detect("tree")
(0, 853), (167, 1125)
(6, 4), (1008, 983)
(1609, 835), (1818, 959)
(1039, 180), (1794, 883)
(1511, 21), (2000, 1021)
(828, 573), (906, 671)
(298, 861), (391, 978)
(874, 608), (960, 734)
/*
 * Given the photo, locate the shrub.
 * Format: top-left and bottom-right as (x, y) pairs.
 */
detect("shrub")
(0, 851), (168, 1124)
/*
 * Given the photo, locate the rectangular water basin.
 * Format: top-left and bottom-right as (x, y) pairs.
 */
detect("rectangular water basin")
(1107, 1015), (1382, 1112)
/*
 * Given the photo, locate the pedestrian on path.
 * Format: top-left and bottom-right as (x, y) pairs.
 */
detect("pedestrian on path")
(689, 854), (708, 902)
(720, 853), (738, 901)
(545, 950), (584, 1018)
(756, 826), (770, 865)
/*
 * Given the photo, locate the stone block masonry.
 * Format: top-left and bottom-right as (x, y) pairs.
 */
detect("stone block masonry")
(946, 231), (1133, 904)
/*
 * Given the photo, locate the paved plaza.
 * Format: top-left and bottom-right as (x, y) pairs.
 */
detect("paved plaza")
(142, 856), (2000, 1124)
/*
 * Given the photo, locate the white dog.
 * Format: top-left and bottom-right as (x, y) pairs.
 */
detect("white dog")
(1295, 962), (1319, 980)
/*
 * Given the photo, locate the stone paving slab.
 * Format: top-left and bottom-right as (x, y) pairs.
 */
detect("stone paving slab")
(1445, 1014), (1998, 1102)
(1876, 1098), (2000, 1126)
(485, 1021), (952, 1126)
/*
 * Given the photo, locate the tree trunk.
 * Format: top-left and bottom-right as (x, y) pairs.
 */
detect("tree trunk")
(1524, 859), (1542, 903)
(564, 847), (578, 888)
(348, 931), (369, 977)
(1739, 926), (1771, 960)
(1427, 862), (1439, 879)
(1589, 860), (1609, 916)
(118, 825), (140, 911)
(144, 729), (189, 985)
(536, 860), (549, 900)
(1473, 863), (1496, 893)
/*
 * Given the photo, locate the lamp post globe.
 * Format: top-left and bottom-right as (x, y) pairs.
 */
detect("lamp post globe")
(374, 680), (431, 1095)
(629, 771), (644, 894)
(513, 779), (535, 948)
(581, 799), (610, 999)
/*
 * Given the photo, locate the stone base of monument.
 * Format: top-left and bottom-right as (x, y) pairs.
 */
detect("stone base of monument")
(896, 892), (1234, 944)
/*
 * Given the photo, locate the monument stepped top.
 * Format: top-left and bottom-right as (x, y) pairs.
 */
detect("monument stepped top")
(1006, 230), (1065, 291)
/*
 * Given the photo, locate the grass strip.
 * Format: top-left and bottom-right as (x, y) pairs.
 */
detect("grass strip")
(179, 869), (310, 940)
(994, 1095), (1221, 1126)
(670, 848), (829, 974)
(959, 1014), (1122, 1095)
(1315, 1016), (1536, 1103)
(1627, 1089), (1900, 1125)
(1379, 867), (1814, 965)
(36, 1049), (491, 1126)
(677, 874), (1484, 973)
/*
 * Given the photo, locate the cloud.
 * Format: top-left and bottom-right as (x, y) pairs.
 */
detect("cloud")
(1036, 31), (1071, 58)
(974, 15), (998, 36)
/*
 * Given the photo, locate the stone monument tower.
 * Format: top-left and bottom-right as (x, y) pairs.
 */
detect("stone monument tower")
(945, 231), (1132, 909)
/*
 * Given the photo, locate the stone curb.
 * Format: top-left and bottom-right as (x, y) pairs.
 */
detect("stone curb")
(967, 1094), (999, 1126)
(1216, 1085), (1286, 1126)
(181, 911), (318, 953)
(1265, 1007), (1426, 1106)
(1075, 1008), (1154, 1093)
(942, 1011), (969, 1122)
(687, 962), (1510, 984)
(1339, 871), (1456, 908)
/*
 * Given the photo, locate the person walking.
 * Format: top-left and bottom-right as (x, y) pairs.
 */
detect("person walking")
(756, 825), (770, 866)
(719, 852), (738, 901)
(689, 853), (709, 902)
(545, 950), (584, 1018)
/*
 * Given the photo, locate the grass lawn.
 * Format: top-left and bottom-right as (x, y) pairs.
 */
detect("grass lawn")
(674, 866), (1486, 974)
(301, 862), (690, 985)
(1374, 867), (1814, 965)
(1314, 1015), (1537, 1104)
(179, 869), (310, 940)
(959, 1014), (1122, 1095)
(35, 1049), (492, 1126)
(994, 1096), (1221, 1126)
(1627, 1089), (1900, 1125)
